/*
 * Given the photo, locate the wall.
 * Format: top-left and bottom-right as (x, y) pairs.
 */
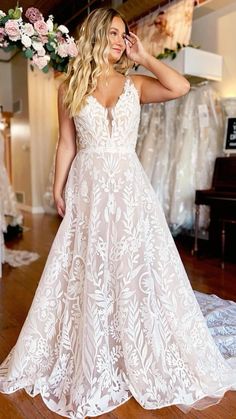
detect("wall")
(1, 55), (59, 212)
(191, 1), (236, 97)
(11, 53), (32, 208)
(28, 65), (59, 211)
(0, 61), (12, 112)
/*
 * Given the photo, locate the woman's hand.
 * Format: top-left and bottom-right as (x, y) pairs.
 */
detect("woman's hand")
(54, 195), (65, 218)
(125, 32), (190, 103)
(124, 31), (148, 64)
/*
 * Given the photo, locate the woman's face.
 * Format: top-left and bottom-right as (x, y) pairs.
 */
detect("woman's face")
(108, 16), (127, 63)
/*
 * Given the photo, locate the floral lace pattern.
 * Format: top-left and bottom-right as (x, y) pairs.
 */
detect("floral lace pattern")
(0, 77), (236, 419)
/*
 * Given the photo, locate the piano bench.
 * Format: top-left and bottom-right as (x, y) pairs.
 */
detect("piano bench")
(220, 219), (236, 269)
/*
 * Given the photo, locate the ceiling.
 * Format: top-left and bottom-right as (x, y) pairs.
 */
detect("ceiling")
(1, 0), (111, 32)
(193, 0), (236, 19)
(0, 0), (169, 32)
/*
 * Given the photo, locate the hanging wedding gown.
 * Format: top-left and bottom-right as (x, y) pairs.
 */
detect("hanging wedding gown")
(0, 131), (23, 229)
(1, 77), (236, 419)
(0, 131), (39, 269)
(136, 82), (223, 233)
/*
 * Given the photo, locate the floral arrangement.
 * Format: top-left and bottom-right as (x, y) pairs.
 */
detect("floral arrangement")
(0, 5), (78, 73)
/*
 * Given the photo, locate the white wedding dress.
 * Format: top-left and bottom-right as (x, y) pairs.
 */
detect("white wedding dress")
(1, 77), (236, 419)
(0, 131), (23, 229)
(0, 132), (39, 269)
(136, 82), (223, 233)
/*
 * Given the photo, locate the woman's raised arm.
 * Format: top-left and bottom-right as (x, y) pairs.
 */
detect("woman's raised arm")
(125, 32), (190, 104)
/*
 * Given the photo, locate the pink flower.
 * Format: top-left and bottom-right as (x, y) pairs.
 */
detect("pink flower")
(25, 7), (43, 23)
(32, 54), (50, 70)
(5, 20), (21, 41)
(56, 32), (64, 43)
(67, 41), (78, 57)
(39, 35), (48, 45)
(34, 20), (48, 36)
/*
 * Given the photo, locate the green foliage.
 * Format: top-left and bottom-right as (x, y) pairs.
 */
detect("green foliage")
(8, 5), (22, 20)
(24, 48), (33, 59)
(156, 43), (200, 61)
(3, 44), (16, 52)
(42, 64), (50, 73)
(0, 15), (9, 25)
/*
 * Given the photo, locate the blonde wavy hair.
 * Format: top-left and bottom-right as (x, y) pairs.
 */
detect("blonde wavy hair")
(63, 8), (133, 117)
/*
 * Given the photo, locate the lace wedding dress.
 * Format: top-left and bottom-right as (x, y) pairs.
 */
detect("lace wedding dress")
(0, 132), (39, 269)
(136, 82), (223, 233)
(0, 77), (236, 419)
(0, 131), (23, 229)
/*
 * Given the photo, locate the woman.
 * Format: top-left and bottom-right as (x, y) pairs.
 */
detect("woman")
(0, 7), (236, 419)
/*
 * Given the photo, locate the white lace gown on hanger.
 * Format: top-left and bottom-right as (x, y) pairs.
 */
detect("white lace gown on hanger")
(0, 132), (39, 268)
(0, 77), (236, 419)
(0, 131), (23, 229)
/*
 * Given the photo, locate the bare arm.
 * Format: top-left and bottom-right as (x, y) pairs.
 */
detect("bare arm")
(125, 32), (190, 103)
(53, 83), (77, 217)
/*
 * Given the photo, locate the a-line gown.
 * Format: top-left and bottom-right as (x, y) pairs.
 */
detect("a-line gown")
(0, 76), (236, 419)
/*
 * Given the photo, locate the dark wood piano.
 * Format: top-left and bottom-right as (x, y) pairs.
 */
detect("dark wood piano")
(193, 156), (236, 257)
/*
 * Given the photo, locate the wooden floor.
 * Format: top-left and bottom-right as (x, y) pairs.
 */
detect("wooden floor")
(0, 212), (236, 419)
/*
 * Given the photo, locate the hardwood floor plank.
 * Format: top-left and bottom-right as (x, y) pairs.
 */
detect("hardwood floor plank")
(0, 392), (26, 419)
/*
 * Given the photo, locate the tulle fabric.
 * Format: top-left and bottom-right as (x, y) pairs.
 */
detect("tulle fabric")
(136, 82), (223, 233)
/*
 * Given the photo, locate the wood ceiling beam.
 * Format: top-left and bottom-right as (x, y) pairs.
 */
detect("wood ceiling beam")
(117, 0), (166, 22)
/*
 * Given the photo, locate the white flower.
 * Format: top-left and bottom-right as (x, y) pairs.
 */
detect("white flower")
(57, 43), (68, 58)
(21, 34), (32, 48)
(57, 24), (69, 34)
(0, 10), (6, 18)
(22, 22), (34, 37)
(46, 17), (53, 32)
(32, 40), (44, 51)
(38, 47), (46, 57)
(32, 54), (50, 70)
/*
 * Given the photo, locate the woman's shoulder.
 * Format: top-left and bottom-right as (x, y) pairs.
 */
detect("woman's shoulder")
(128, 74), (143, 97)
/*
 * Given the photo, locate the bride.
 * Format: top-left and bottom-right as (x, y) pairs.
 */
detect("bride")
(0, 7), (236, 419)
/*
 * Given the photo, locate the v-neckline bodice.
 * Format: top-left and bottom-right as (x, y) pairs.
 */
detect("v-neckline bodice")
(74, 75), (140, 144)
(89, 77), (129, 112)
